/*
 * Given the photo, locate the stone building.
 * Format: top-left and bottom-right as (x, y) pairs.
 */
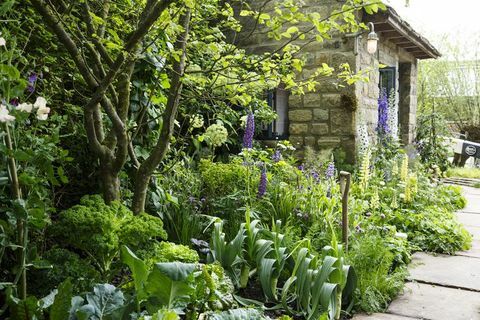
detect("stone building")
(240, 3), (440, 162)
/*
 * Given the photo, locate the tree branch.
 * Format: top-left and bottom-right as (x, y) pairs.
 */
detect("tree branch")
(133, 9), (191, 214)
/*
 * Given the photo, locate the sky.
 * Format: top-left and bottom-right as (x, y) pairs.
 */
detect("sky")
(385, 0), (480, 58)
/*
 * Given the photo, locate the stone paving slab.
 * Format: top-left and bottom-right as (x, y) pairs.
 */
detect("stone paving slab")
(387, 282), (480, 320)
(462, 197), (480, 214)
(457, 212), (480, 227)
(408, 252), (480, 291)
(457, 239), (480, 258)
(352, 313), (419, 320)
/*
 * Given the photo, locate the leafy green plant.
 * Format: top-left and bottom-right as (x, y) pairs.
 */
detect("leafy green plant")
(50, 195), (167, 276)
(139, 242), (199, 267)
(347, 234), (407, 313)
(209, 214), (355, 319)
(121, 246), (196, 314)
(28, 248), (100, 296)
(204, 308), (270, 319)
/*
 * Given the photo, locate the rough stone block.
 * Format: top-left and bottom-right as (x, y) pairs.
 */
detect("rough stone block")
(311, 123), (329, 135)
(322, 93), (342, 108)
(303, 92), (322, 107)
(289, 109), (312, 122)
(289, 123), (309, 135)
(289, 94), (303, 108)
(317, 136), (341, 147)
(289, 135), (304, 147)
(330, 110), (353, 134)
(313, 108), (329, 121)
(304, 136), (316, 147)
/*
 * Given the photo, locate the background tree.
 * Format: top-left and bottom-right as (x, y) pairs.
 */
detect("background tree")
(418, 35), (480, 141)
(24, 0), (385, 214)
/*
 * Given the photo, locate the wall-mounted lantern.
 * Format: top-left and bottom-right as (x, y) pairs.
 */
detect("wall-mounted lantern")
(366, 22), (379, 54)
(347, 22), (379, 56)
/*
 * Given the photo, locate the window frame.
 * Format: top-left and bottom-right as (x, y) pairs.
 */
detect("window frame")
(258, 87), (290, 140)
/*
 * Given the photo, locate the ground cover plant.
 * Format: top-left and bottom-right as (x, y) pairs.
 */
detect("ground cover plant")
(446, 167), (480, 179)
(0, 0), (473, 319)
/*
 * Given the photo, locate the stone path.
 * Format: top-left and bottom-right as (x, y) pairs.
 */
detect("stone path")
(353, 186), (480, 320)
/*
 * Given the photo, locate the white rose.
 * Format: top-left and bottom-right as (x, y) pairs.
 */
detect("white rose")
(17, 103), (33, 113)
(0, 104), (15, 122)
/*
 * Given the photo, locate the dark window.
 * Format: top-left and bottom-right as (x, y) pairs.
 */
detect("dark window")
(379, 67), (396, 96)
(260, 86), (289, 140)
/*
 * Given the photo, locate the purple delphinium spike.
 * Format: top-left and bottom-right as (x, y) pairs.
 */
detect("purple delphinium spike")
(325, 162), (335, 179)
(257, 166), (267, 198)
(377, 89), (390, 136)
(272, 150), (281, 162)
(242, 112), (255, 149)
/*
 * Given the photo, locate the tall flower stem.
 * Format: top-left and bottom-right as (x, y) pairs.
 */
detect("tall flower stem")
(3, 123), (26, 299)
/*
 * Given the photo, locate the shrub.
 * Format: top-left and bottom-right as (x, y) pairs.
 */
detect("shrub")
(50, 195), (167, 274)
(199, 159), (250, 198)
(139, 241), (199, 267)
(28, 248), (100, 296)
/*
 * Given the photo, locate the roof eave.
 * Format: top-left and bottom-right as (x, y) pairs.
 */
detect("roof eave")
(364, 6), (441, 60)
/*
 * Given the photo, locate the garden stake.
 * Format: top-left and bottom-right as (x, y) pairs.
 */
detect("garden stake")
(339, 171), (351, 252)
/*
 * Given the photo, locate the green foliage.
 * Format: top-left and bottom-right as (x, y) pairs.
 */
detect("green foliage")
(121, 245), (235, 316)
(347, 234), (407, 313)
(28, 248), (100, 296)
(50, 195), (166, 275)
(199, 160), (250, 198)
(50, 279), (73, 320)
(139, 242), (199, 267)
(209, 214), (355, 319)
(72, 284), (127, 320)
(205, 308), (270, 320)
(447, 167), (480, 179)
(415, 113), (452, 172)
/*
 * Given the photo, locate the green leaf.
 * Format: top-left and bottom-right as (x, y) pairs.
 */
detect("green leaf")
(13, 150), (31, 161)
(9, 296), (41, 320)
(84, 284), (125, 318)
(0, 64), (21, 79)
(50, 279), (73, 320)
(145, 262), (195, 311)
(121, 246), (149, 302)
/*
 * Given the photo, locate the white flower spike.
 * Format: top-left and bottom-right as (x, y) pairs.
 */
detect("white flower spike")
(17, 103), (33, 113)
(0, 104), (15, 123)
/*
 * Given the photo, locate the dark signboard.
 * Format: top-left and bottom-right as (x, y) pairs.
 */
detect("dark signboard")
(462, 142), (480, 159)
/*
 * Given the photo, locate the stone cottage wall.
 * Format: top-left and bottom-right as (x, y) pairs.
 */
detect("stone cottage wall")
(354, 31), (418, 147)
(238, 0), (358, 159)
(239, 2), (420, 161)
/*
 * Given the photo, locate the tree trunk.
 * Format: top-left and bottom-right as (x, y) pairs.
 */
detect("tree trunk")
(132, 169), (150, 214)
(100, 163), (120, 203)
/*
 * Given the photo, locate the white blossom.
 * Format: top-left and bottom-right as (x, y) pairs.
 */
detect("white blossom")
(0, 37), (5, 47)
(34, 97), (50, 120)
(36, 106), (50, 120)
(17, 103), (33, 113)
(204, 123), (228, 147)
(190, 114), (204, 128)
(0, 104), (15, 122)
(33, 96), (47, 109)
